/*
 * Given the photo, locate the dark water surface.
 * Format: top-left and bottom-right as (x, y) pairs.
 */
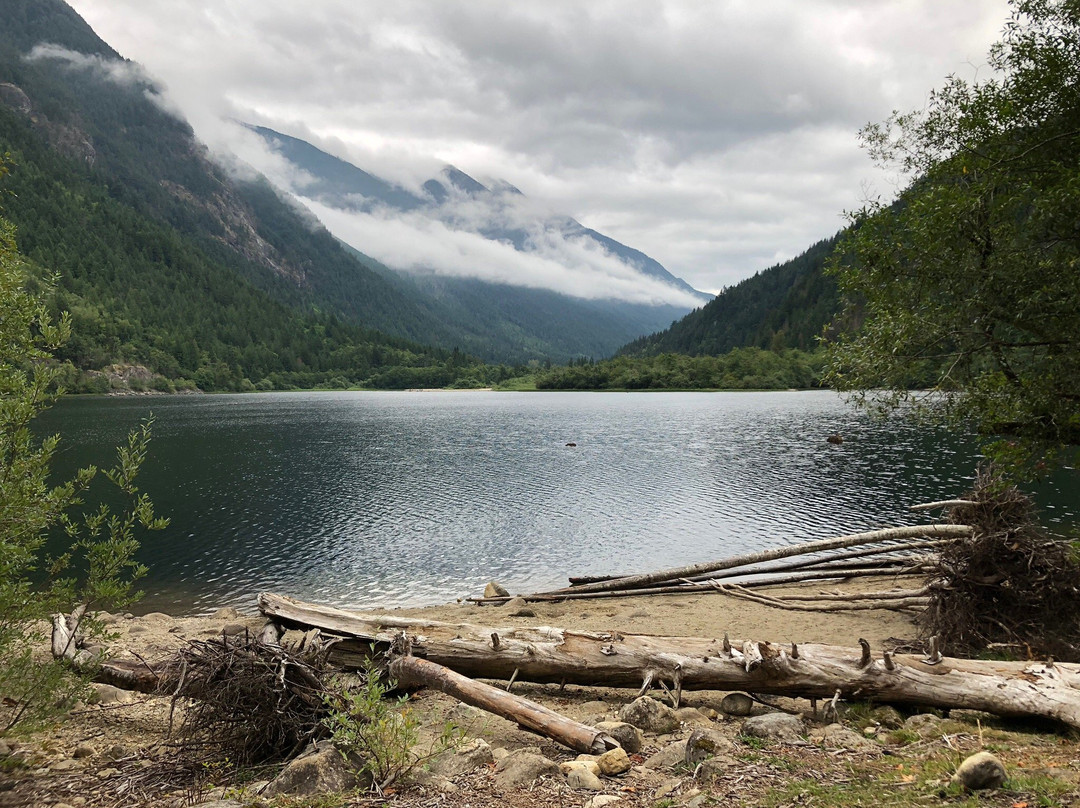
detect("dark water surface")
(38, 391), (1078, 615)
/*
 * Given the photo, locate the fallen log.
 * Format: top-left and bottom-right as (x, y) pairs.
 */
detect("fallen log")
(260, 593), (1080, 730)
(473, 565), (929, 605)
(533, 524), (972, 597)
(389, 656), (616, 755)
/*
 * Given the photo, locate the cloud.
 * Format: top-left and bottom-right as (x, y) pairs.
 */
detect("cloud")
(65, 0), (1013, 291)
(25, 43), (184, 119)
(302, 197), (703, 307)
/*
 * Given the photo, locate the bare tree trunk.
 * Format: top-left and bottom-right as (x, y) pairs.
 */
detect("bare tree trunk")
(389, 656), (616, 754)
(260, 593), (1080, 729)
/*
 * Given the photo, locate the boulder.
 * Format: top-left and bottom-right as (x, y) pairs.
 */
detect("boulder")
(493, 751), (559, 789)
(618, 696), (680, 734)
(720, 692), (754, 716)
(741, 713), (804, 744)
(429, 738), (494, 779)
(685, 727), (733, 766)
(262, 745), (364, 797)
(597, 746), (631, 776)
(595, 721), (643, 754)
(567, 766), (604, 790)
(484, 582), (510, 599)
(951, 751), (1007, 791)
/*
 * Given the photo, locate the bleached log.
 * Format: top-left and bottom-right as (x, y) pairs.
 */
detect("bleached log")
(260, 593), (1080, 729)
(910, 500), (977, 511)
(531, 524), (971, 597)
(389, 656), (616, 755)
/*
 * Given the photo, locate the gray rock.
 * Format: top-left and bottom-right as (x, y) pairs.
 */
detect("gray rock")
(741, 712), (804, 744)
(221, 622), (248, 637)
(501, 597), (536, 617)
(484, 581), (510, 599)
(642, 741), (687, 770)
(126, 625), (149, 635)
(720, 692), (754, 716)
(212, 607), (240, 620)
(263, 745), (365, 797)
(72, 743), (96, 759)
(595, 721), (643, 754)
(567, 766), (604, 790)
(695, 757), (733, 781)
(618, 696), (680, 734)
(685, 727), (733, 766)
(584, 796), (621, 808)
(868, 705), (904, 729)
(952, 751), (1007, 791)
(675, 707), (712, 727)
(50, 759), (81, 772)
(429, 738), (494, 778)
(902, 713), (942, 734)
(810, 723), (878, 751)
(90, 684), (133, 706)
(141, 612), (172, 621)
(493, 751), (559, 789)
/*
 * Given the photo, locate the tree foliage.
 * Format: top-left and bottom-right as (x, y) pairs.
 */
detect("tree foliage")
(535, 348), (824, 391)
(827, 0), (1080, 470)
(0, 175), (165, 733)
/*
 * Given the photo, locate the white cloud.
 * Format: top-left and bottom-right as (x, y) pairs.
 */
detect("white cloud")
(64, 0), (1013, 291)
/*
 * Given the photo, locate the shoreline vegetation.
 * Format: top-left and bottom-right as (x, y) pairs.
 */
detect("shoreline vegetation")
(57, 346), (827, 396)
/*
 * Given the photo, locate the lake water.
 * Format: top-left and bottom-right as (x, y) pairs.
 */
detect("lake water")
(38, 391), (1078, 615)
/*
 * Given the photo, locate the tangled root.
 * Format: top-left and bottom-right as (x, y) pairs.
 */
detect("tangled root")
(919, 466), (1080, 661)
(163, 630), (332, 767)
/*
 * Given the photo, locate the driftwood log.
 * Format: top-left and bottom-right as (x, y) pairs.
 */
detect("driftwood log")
(260, 593), (1080, 729)
(390, 655), (616, 754)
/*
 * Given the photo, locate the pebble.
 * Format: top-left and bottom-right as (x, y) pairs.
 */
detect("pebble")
(566, 766), (604, 791)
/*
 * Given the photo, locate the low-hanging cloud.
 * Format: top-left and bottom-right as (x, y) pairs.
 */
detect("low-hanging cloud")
(25, 43), (184, 120)
(302, 197), (702, 307)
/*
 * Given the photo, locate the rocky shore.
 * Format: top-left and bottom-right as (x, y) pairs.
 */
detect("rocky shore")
(4, 587), (1079, 808)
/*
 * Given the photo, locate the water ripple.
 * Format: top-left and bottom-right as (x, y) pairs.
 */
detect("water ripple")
(38, 390), (1078, 615)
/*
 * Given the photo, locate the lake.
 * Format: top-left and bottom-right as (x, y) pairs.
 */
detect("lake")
(37, 391), (1078, 615)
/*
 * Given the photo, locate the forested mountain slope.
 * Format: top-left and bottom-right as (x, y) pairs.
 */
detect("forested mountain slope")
(619, 236), (840, 357)
(0, 0), (512, 388)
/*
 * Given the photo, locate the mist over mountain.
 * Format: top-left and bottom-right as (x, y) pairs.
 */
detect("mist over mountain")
(247, 125), (708, 308)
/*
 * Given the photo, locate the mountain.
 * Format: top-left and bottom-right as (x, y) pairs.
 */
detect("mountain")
(248, 125), (709, 358)
(252, 124), (707, 301)
(0, 0), (508, 390)
(619, 236), (840, 357)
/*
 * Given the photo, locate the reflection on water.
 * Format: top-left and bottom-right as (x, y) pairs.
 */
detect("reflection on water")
(39, 391), (1078, 615)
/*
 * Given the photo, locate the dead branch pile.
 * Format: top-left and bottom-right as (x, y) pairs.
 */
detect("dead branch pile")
(470, 523), (973, 612)
(919, 467), (1080, 661)
(162, 631), (331, 766)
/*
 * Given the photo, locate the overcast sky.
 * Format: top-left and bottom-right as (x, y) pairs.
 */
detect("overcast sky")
(65, 0), (1011, 294)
